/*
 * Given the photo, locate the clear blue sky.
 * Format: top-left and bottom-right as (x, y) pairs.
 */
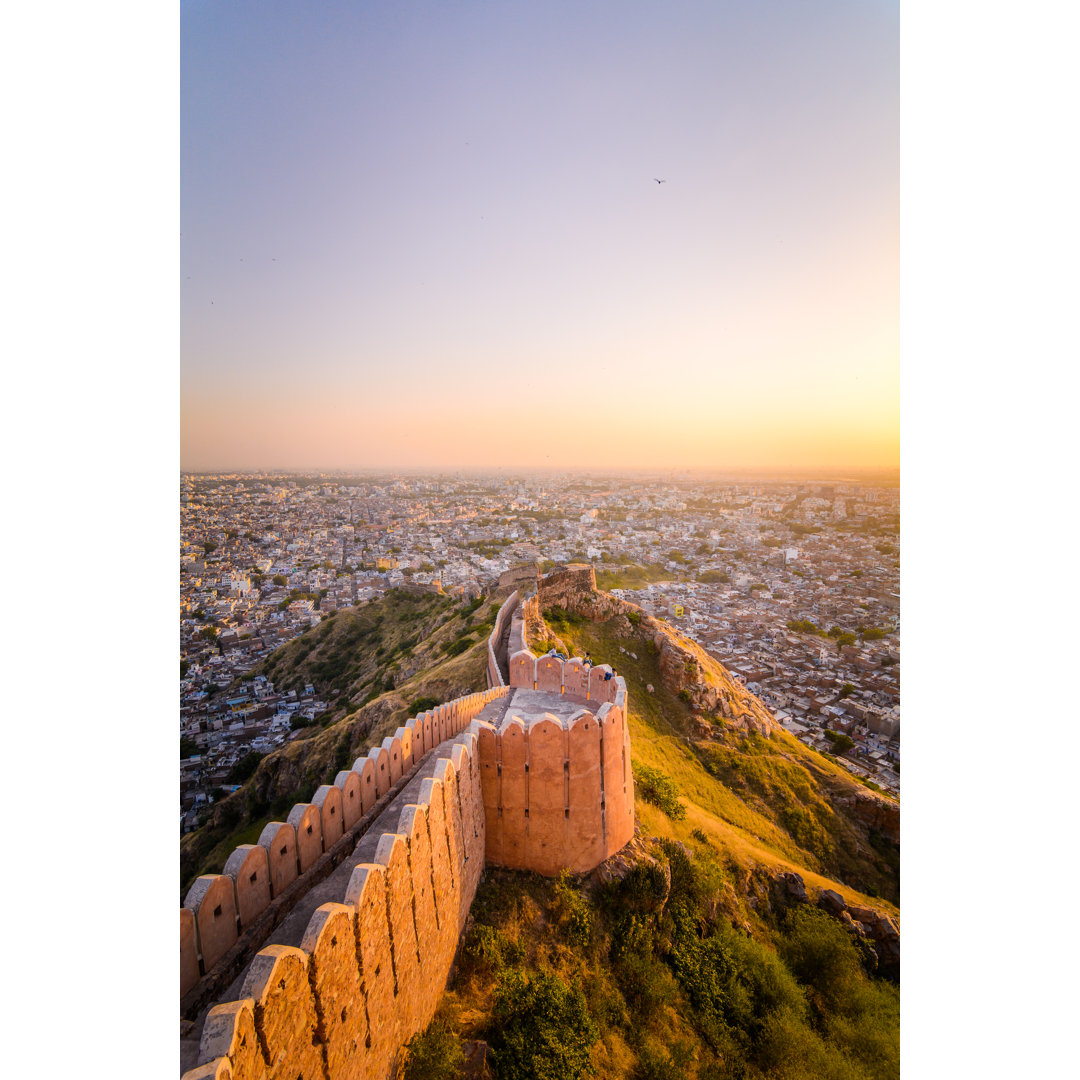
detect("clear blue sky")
(181, 0), (898, 470)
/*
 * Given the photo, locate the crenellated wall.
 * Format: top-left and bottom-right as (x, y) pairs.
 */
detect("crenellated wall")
(486, 589), (518, 688)
(477, 700), (634, 876)
(184, 719), (489, 1080)
(181, 687), (509, 1002)
(183, 584), (639, 1080)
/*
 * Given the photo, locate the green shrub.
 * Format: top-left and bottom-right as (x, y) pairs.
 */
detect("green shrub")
(779, 907), (864, 1012)
(490, 968), (599, 1080)
(633, 762), (687, 820)
(408, 696), (440, 714)
(551, 870), (592, 948)
(466, 924), (524, 972)
(401, 1021), (463, 1080)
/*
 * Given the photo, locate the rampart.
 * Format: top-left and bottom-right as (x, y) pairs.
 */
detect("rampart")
(183, 583), (638, 1079)
(181, 687), (507, 1005)
(485, 590), (636, 875)
(182, 687), (503, 1080)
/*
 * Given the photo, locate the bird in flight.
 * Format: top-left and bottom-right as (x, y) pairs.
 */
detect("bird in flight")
(654, 178), (666, 184)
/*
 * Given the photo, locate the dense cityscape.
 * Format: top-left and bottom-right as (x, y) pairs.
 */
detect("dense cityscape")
(180, 472), (899, 831)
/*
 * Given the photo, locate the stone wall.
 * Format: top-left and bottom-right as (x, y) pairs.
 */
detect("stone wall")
(476, 699), (634, 876)
(184, 717), (490, 1080)
(486, 589), (518, 688)
(181, 687), (509, 1002)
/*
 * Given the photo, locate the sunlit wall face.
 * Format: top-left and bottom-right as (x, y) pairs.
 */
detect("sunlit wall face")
(181, 0), (898, 472)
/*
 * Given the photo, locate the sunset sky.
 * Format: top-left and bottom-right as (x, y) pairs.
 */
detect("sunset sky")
(181, 0), (898, 472)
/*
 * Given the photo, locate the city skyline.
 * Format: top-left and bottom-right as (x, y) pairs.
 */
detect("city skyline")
(181, 1), (898, 472)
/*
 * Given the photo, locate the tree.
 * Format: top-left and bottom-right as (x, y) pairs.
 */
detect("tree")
(180, 736), (198, 759)
(838, 683), (855, 699)
(823, 730), (854, 754)
(272, 574), (287, 586)
(835, 632), (857, 649)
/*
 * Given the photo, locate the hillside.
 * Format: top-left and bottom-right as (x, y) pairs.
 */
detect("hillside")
(400, 568), (900, 1080)
(182, 566), (900, 1079)
(180, 586), (507, 892)
(534, 601), (899, 906)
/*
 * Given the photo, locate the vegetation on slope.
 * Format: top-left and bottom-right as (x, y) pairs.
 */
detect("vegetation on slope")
(541, 606), (899, 906)
(180, 588), (503, 893)
(410, 846), (898, 1080)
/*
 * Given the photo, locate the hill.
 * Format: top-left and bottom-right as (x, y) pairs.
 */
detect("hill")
(400, 567), (899, 1080)
(181, 565), (900, 1079)
(180, 586), (507, 892)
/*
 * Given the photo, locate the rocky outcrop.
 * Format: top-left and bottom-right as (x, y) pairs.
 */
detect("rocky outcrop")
(535, 564), (781, 737)
(767, 870), (899, 980)
(831, 786), (900, 844)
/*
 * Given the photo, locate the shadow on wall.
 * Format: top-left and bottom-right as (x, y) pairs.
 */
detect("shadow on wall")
(181, 687), (509, 998)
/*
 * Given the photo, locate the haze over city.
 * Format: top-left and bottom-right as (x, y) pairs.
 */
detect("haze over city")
(181, 0), (898, 472)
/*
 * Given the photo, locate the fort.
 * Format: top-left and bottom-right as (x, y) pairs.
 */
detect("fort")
(180, 578), (634, 1079)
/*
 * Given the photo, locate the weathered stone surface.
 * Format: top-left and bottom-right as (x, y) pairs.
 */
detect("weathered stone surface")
(179, 677), (641, 1080)
(819, 888), (847, 914)
(185, 875), (239, 974)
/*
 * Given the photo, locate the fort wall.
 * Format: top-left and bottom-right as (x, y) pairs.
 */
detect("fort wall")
(185, 718), (491, 1080)
(181, 687), (508, 1002)
(477, 702), (634, 875)
(184, 581), (638, 1079)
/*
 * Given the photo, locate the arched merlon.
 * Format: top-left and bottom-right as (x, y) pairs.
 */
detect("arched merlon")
(239, 945), (325, 1080)
(198, 999), (262, 1080)
(223, 844), (271, 928)
(184, 875), (238, 975)
(287, 803), (323, 875)
(334, 769), (363, 830)
(312, 784), (344, 850)
(257, 821), (298, 898)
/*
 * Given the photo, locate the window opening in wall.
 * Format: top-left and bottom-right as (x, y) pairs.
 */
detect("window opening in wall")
(249, 872), (258, 884)
(330, 806), (335, 815)
(524, 809), (529, 818)
(307, 825), (313, 835)
(280, 846), (288, 856)
(213, 905), (222, 917)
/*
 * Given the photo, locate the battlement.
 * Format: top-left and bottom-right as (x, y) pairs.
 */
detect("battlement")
(183, 586), (637, 1079)
(181, 687), (508, 1004)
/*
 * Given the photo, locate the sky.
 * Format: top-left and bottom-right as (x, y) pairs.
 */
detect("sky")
(181, 0), (899, 472)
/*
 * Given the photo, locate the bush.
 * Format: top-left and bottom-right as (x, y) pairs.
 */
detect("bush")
(551, 870), (592, 948)
(490, 968), (599, 1080)
(779, 907), (864, 1012)
(633, 762), (687, 820)
(408, 696), (440, 714)
(401, 1021), (463, 1080)
(822, 729), (854, 754)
